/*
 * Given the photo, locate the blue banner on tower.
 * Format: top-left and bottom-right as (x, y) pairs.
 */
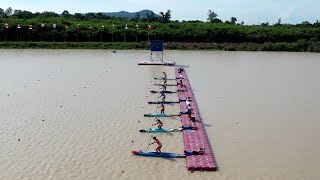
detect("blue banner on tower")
(150, 40), (164, 52)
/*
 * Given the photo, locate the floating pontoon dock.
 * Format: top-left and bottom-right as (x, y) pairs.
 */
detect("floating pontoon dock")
(175, 68), (217, 171)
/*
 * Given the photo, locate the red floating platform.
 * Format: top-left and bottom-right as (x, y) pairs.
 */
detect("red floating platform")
(175, 68), (217, 171)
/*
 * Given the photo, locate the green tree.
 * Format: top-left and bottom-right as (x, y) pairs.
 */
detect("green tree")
(314, 20), (320, 27)
(34, 12), (41, 16)
(159, 11), (166, 23)
(277, 18), (282, 25)
(62, 10), (70, 18)
(165, 9), (171, 22)
(13, 10), (34, 19)
(212, 19), (222, 23)
(159, 10), (171, 23)
(225, 20), (231, 24)
(96, 12), (108, 19)
(4, 7), (13, 17)
(85, 13), (96, 20)
(230, 17), (237, 24)
(0, 8), (4, 17)
(74, 13), (85, 20)
(207, 10), (217, 23)
(41, 11), (59, 17)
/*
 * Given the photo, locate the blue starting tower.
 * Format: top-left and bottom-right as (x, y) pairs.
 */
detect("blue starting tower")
(138, 40), (175, 65)
(150, 40), (164, 62)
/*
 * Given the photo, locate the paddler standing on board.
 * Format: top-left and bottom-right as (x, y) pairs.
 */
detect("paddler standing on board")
(163, 78), (167, 86)
(159, 101), (165, 114)
(160, 84), (167, 91)
(159, 91), (166, 102)
(150, 136), (162, 153)
(152, 118), (163, 129)
(162, 71), (167, 80)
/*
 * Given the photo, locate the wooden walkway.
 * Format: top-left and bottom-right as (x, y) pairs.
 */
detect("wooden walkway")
(175, 68), (217, 171)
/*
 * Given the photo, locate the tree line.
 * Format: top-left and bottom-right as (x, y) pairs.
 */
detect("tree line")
(0, 7), (319, 43)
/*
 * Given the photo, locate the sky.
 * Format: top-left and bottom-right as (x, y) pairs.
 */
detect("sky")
(1, 0), (319, 24)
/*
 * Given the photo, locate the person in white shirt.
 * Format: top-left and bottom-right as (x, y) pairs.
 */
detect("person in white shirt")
(186, 97), (191, 106)
(187, 104), (192, 116)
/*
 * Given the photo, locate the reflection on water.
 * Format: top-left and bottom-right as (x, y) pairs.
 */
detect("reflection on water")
(0, 50), (319, 180)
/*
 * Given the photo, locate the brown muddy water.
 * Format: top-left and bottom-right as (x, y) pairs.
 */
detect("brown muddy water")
(0, 49), (319, 180)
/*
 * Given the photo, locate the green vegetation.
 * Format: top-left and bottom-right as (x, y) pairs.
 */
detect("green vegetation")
(1, 7), (320, 52)
(0, 42), (146, 49)
(1, 41), (319, 52)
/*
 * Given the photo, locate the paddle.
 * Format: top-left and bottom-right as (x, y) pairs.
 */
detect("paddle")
(146, 135), (153, 151)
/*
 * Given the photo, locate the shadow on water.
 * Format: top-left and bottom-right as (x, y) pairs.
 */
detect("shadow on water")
(202, 121), (219, 171)
(170, 117), (180, 120)
(174, 64), (190, 68)
(162, 158), (178, 162)
(202, 122), (212, 127)
(133, 155), (180, 162)
(166, 132), (174, 136)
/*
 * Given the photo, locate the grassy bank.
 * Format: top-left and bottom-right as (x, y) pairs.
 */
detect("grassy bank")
(0, 41), (320, 52)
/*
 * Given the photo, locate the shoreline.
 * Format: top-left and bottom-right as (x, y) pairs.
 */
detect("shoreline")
(0, 41), (319, 52)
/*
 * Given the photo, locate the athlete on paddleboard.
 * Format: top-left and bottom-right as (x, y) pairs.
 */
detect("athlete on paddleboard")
(162, 71), (167, 80)
(152, 118), (163, 129)
(163, 78), (167, 86)
(159, 102), (165, 114)
(159, 91), (166, 102)
(160, 84), (167, 91)
(150, 137), (162, 153)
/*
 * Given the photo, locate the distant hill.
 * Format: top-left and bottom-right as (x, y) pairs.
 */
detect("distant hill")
(99, 10), (159, 19)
